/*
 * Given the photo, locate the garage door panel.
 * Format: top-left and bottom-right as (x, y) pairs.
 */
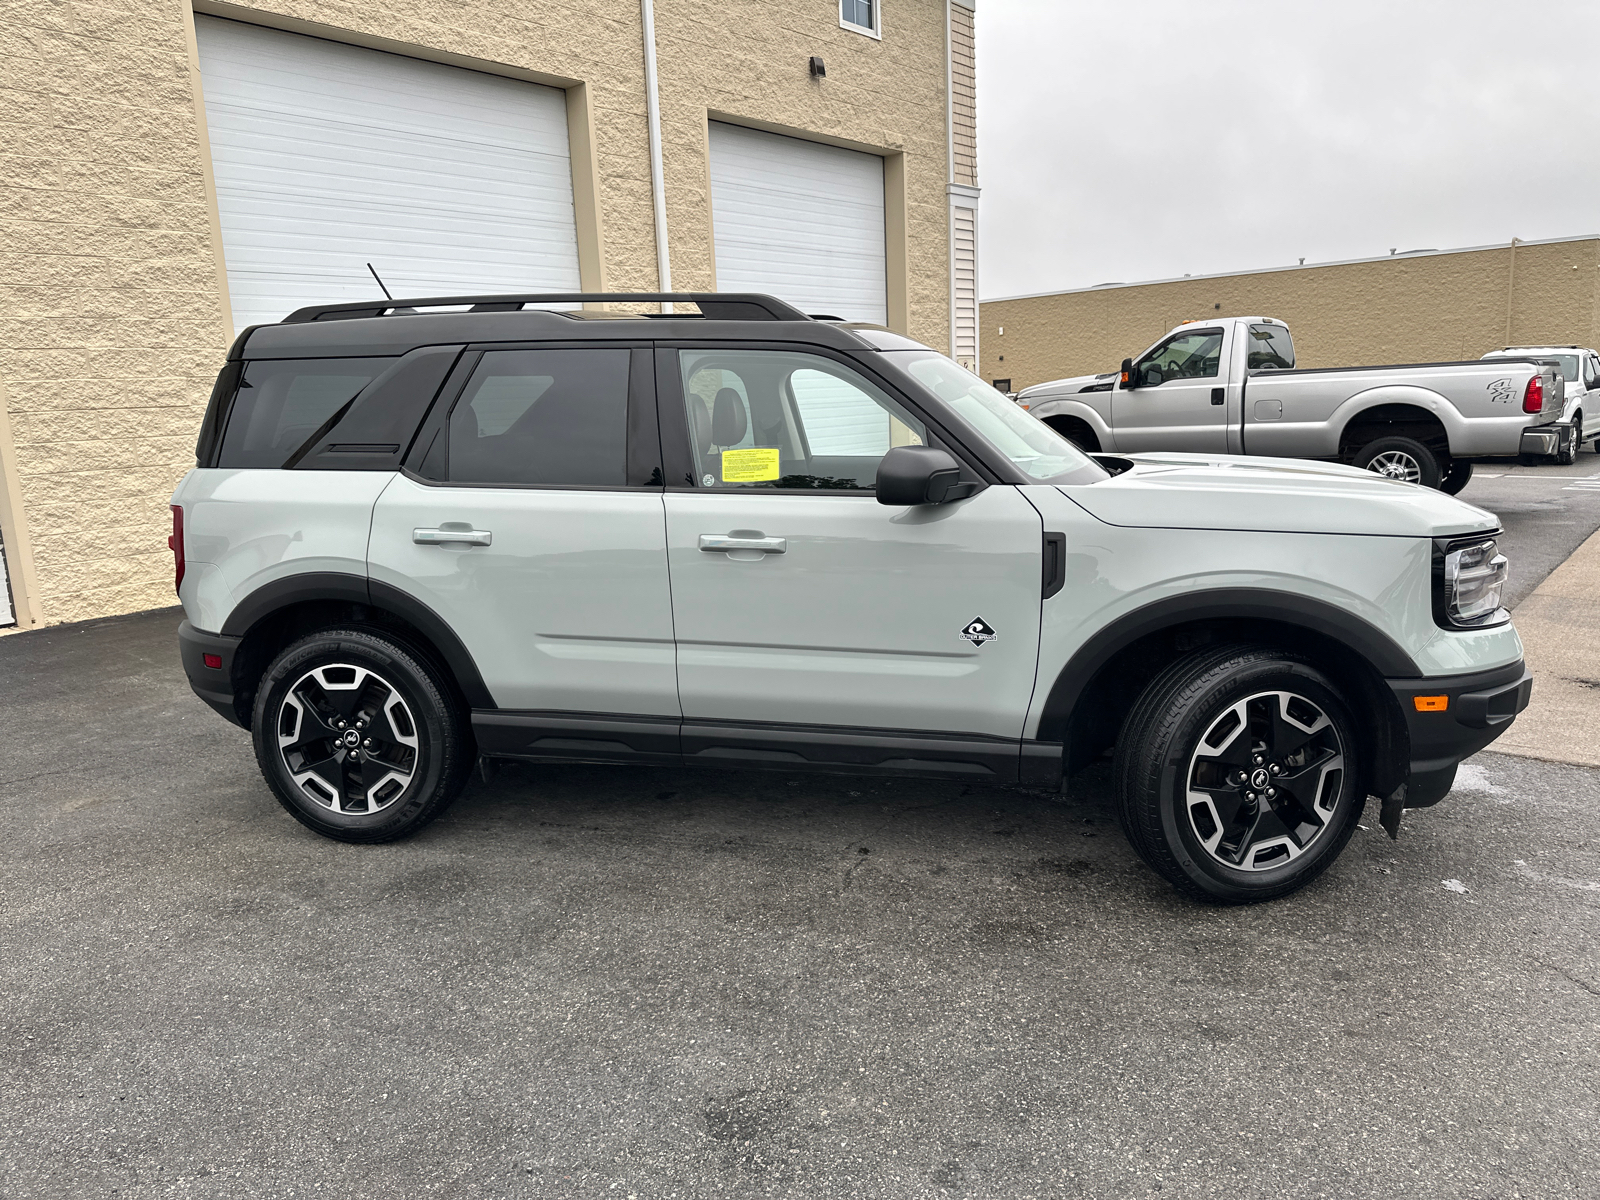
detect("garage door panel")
(196, 16), (580, 332)
(709, 122), (886, 325)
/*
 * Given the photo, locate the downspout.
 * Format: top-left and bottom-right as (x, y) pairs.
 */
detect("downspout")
(641, 0), (673, 312)
(1505, 236), (1519, 344)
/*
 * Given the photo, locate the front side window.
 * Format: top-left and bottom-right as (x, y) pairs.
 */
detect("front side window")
(445, 349), (629, 487)
(841, 0), (878, 34)
(1138, 329), (1223, 381)
(678, 349), (924, 490)
(218, 357), (392, 468)
(1246, 323), (1295, 371)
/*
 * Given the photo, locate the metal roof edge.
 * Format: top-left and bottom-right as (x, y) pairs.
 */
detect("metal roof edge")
(981, 233), (1600, 305)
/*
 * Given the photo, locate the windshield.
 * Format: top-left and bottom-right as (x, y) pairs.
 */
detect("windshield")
(883, 350), (1109, 484)
(1489, 351), (1579, 382)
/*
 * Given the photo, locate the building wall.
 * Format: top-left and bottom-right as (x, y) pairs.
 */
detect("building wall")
(0, 0), (960, 627)
(982, 236), (1600, 392)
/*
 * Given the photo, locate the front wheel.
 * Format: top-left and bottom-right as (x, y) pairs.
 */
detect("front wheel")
(1353, 435), (1442, 489)
(251, 628), (474, 842)
(1114, 645), (1366, 903)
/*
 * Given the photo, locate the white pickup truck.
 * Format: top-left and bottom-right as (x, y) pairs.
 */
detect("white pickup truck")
(1482, 345), (1600, 465)
(1018, 317), (1568, 492)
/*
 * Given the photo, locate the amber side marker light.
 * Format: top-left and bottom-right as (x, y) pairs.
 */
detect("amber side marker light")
(1413, 695), (1449, 712)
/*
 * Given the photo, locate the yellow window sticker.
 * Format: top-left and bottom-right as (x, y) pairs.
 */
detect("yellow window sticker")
(720, 447), (781, 483)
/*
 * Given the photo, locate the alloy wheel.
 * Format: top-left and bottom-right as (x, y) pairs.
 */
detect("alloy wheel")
(276, 663), (420, 814)
(1185, 690), (1346, 871)
(1366, 450), (1421, 483)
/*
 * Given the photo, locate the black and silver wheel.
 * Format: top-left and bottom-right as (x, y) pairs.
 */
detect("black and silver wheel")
(1114, 645), (1365, 903)
(252, 628), (473, 842)
(1439, 460), (1473, 495)
(1353, 436), (1442, 489)
(1557, 417), (1578, 466)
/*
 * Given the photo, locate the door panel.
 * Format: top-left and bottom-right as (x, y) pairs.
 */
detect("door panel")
(663, 488), (1043, 738)
(369, 476), (676, 714)
(1111, 326), (1231, 453)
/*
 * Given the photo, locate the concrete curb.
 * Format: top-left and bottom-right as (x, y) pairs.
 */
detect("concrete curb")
(1492, 526), (1600, 767)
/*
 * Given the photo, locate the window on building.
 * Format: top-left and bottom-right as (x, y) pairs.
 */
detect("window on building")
(446, 349), (630, 487)
(841, 0), (879, 36)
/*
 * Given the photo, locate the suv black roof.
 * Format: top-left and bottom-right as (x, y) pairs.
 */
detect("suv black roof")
(234, 293), (884, 360)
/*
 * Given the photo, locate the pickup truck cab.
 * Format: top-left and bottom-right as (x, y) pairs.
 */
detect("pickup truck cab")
(1481, 345), (1600, 464)
(1019, 317), (1566, 492)
(173, 292), (1531, 904)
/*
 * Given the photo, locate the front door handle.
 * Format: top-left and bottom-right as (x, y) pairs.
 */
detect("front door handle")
(699, 533), (786, 554)
(1210, 387), (1225, 405)
(413, 526), (493, 547)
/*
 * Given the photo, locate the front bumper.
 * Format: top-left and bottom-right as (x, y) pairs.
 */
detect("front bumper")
(1519, 424), (1573, 458)
(1387, 660), (1532, 805)
(178, 619), (246, 727)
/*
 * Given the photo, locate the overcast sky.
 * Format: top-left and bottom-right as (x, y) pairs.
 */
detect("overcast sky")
(977, 0), (1600, 299)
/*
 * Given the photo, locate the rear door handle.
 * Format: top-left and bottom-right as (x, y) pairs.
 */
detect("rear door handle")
(413, 526), (493, 547)
(699, 534), (786, 554)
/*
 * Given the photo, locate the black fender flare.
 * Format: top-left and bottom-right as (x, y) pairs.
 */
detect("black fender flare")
(1035, 587), (1421, 744)
(220, 571), (494, 708)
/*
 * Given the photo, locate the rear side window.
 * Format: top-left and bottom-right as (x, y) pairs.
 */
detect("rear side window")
(1246, 324), (1295, 371)
(446, 349), (630, 487)
(218, 358), (391, 468)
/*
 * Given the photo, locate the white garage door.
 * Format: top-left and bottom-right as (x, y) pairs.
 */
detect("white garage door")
(708, 122), (886, 325)
(195, 17), (581, 332)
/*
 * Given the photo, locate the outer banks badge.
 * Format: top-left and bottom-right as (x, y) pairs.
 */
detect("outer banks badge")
(959, 616), (997, 647)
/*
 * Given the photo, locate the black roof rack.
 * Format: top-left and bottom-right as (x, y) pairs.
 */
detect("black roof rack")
(281, 292), (811, 325)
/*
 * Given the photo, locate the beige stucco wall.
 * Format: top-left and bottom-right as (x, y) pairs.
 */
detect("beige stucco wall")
(1, 0), (958, 628)
(982, 237), (1600, 392)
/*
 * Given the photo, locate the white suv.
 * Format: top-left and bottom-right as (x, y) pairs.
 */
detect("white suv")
(172, 292), (1531, 903)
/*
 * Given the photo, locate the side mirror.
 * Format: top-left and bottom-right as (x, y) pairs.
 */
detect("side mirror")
(1120, 357), (1135, 387)
(875, 445), (977, 506)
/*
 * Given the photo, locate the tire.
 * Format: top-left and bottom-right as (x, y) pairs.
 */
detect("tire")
(1575, 412), (1585, 455)
(1439, 460), (1473, 495)
(1113, 645), (1366, 904)
(1046, 417), (1101, 453)
(251, 628), (474, 843)
(1352, 435), (1442, 489)
(1557, 418), (1577, 466)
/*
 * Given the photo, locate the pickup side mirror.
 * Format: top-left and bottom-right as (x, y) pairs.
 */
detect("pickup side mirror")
(875, 445), (978, 506)
(1120, 357), (1135, 387)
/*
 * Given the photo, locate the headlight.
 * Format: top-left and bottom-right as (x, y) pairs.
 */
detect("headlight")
(1433, 535), (1509, 628)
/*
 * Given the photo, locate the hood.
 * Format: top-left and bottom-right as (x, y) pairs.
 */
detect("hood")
(1019, 372), (1116, 401)
(1060, 452), (1500, 539)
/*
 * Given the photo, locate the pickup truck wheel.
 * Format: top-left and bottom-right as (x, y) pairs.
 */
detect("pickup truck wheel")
(1353, 436), (1441, 488)
(1557, 415), (1579, 465)
(1439, 461), (1473, 495)
(1113, 645), (1365, 903)
(251, 628), (473, 843)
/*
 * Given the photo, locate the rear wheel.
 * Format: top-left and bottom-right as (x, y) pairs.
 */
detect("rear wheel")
(1353, 435), (1442, 489)
(251, 628), (473, 843)
(1114, 645), (1366, 903)
(1439, 461), (1474, 495)
(1557, 417), (1577, 466)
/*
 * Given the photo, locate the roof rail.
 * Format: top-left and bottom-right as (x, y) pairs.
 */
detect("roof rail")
(280, 292), (811, 324)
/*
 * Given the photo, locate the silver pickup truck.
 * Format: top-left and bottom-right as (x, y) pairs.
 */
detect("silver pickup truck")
(1018, 317), (1568, 492)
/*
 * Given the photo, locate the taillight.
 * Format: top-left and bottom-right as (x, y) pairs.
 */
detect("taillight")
(168, 504), (185, 596)
(1523, 374), (1544, 413)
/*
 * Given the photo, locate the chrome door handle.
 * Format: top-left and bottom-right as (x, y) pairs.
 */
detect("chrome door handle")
(413, 526), (493, 547)
(699, 534), (786, 554)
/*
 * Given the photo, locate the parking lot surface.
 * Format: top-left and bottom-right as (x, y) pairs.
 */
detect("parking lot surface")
(1456, 453), (1600, 608)
(2, 608), (1597, 1199)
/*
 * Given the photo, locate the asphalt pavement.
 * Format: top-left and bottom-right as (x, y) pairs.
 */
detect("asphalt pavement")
(2, 608), (1597, 1199)
(1453, 449), (1600, 608)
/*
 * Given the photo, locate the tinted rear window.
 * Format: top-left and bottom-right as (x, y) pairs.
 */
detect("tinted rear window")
(218, 358), (392, 468)
(1246, 324), (1295, 371)
(446, 349), (630, 487)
